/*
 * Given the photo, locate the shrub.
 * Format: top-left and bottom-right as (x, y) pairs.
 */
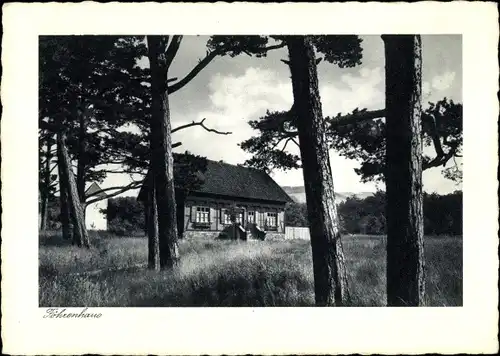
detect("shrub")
(105, 197), (145, 236)
(338, 190), (462, 236)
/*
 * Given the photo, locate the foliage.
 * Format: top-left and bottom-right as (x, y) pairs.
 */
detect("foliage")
(101, 152), (209, 235)
(337, 190), (463, 235)
(173, 151), (208, 195)
(284, 202), (309, 227)
(423, 191), (462, 235)
(105, 197), (145, 236)
(206, 36), (271, 57)
(329, 98), (463, 182)
(240, 110), (302, 173)
(241, 98), (463, 183)
(42, 197), (66, 231)
(39, 36), (149, 203)
(338, 191), (387, 234)
(309, 35), (363, 68)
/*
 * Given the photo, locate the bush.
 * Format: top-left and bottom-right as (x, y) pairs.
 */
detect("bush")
(108, 218), (143, 237)
(105, 197), (145, 236)
(285, 202), (308, 227)
(338, 190), (462, 236)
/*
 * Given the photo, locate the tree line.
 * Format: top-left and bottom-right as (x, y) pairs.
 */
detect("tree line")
(40, 35), (462, 307)
(285, 190), (462, 236)
(61, 189), (460, 238)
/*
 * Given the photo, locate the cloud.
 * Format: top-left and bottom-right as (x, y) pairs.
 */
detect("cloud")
(206, 66), (385, 124)
(270, 150), (380, 193)
(208, 67), (293, 120)
(431, 71), (456, 91)
(422, 70), (457, 101)
(169, 67), (295, 164)
(321, 67), (384, 115)
(422, 81), (432, 98)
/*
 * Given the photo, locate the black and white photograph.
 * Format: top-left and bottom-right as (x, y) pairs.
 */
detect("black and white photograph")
(38, 33), (464, 308)
(2, 2), (498, 355)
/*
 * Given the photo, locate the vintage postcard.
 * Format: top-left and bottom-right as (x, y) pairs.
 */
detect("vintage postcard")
(1, 2), (499, 355)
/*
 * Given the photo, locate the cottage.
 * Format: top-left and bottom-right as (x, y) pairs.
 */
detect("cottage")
(138, 160), (293, 240)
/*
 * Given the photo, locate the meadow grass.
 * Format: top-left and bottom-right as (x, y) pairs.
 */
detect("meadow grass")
(39, 232), (462, 307)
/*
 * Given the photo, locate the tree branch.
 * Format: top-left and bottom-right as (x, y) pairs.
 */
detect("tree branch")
(49, 164), (58, 174)
(328, 109), (386, 130)
(291, 137), (300, 148)
(423, 112), (445, 157)
(164, 35), (183, 70)
(257, 108), (387, 140)
(99, 169), (147, 175)
(171, 118), (231, 135)
(262, 42), (287, 52)
(281, 138), (293, 152)
(423, 143), (458, 169)
(40, 156), (57, 167)
(85, 180), (143, 204)
(168, 50), (221, 94)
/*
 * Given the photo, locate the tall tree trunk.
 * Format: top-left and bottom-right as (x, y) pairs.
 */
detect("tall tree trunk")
(39, 191), (48, 231)
(57, 131), (90, 248)
(76, 108), (87, 204)
(382, 35), (425, 306)
(176, 191), (185, 239)
(144, 200), (149, 237)
(57, 152), (72, 240)
(287, 36), (349, 306)
(40, 136), (53, 231)
(147, 36), (180, 269)
(75, 103), (87, 232)
(147, 176), (160, 270)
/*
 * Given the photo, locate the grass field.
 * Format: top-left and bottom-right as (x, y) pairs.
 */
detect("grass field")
(39, 232), (462, 307)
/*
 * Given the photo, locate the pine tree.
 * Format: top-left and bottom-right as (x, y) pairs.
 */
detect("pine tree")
(382, 35), (425, 306)
(287, 36), (350, 305)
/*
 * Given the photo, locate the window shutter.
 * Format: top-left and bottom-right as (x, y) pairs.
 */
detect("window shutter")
(220, 208), (224, 223)
(191, 205), (196, 222)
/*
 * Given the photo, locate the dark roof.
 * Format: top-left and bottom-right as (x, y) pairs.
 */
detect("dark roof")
(138, 160), (293, 203)
(85, 182), (107, 199)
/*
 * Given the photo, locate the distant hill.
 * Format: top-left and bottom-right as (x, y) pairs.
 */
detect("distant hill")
(281, 186), (374, 204)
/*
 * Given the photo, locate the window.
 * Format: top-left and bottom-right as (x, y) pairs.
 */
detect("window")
(258, 211), (265, 227)
(247, 211), (255, 223)
(235, 211), (244, 225)
(222, 209), (232, 225)
(266, 212), (277, 230)
(196, 207), (210, 224)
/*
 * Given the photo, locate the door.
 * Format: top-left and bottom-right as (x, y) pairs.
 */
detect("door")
(235, 209), (244, 227)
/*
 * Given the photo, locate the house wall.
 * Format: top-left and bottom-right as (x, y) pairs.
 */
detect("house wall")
(85, 199), (108, 231)
(182, 195), (286, 239)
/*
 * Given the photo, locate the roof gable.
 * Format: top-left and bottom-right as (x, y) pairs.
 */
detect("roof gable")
(138, 160), (293, 203)
(194, 160), (293, 202)
(85, 182), (107, 199)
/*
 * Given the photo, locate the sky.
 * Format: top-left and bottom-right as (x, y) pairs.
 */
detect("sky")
(103, 35), (462, 197)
